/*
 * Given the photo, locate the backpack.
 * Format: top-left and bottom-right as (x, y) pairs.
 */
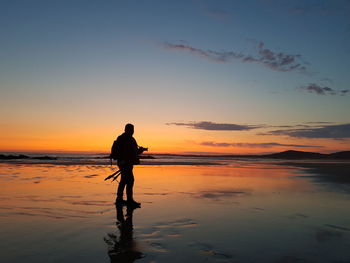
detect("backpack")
(109, 140), (119, 165)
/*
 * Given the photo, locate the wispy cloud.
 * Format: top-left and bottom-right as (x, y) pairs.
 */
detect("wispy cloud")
(289, 1), (347, 15)
(289, 5), (311, 15)
(168, 121), (350, 139)
(305, 121), (335, 125)
(252, 42), (307, 72)
(167, 121), (264, 131)
(205, 8), (231, 20)
(162, 42), (244, 63)
(161, 41), (307, 72)
(263, 0), (346, 16)
(200, 141), (322, 148)
(263, 123), (350, 139)
(298, 83), (349, 96)
(321, 78), (333, 84)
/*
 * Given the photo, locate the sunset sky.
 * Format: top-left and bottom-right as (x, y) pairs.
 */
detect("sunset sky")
(1, 0), (349, 154)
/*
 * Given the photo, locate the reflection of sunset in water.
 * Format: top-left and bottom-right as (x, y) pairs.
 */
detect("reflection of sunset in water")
(1, 163), (350, 262)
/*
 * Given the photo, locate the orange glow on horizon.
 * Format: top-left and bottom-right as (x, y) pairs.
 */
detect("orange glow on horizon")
(1, 122), (348, 154)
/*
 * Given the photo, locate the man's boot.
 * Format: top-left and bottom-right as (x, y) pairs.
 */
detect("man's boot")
(116, 184), (126, 205)
(126, 187), (140, 207)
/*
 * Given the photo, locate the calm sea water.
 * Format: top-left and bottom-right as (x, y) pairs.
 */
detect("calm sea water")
(2, 152), (347, 166)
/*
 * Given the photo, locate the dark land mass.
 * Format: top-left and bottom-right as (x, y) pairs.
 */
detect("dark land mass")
(0, 154), (30, 160)
(0, 154), (57, 160)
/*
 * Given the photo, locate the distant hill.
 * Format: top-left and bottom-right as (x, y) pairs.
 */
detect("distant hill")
(264, 150), (350, 159)
(264, 150), (326, 159)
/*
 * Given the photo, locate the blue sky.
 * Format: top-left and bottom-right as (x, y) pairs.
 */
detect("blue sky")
(1, 0), (349, 153)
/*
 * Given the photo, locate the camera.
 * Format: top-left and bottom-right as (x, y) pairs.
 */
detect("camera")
(138, 146), (148, 154)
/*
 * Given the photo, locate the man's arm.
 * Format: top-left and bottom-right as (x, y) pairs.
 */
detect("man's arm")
(137, 146), (148, 154)
(133, 138), (147, 154)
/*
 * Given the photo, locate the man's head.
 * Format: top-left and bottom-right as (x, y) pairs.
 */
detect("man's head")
(124, 123), (134, 136)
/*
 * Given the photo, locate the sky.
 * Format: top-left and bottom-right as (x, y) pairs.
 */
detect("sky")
(1, 0), (350, 154)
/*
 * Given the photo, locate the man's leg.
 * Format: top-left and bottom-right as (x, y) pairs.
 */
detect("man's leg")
(125, 165), (140, 206)
(116, 166), (127, 202)
(125, 168), (134, 202)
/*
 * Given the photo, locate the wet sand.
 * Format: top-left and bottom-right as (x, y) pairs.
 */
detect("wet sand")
(0, 162), (350, 262)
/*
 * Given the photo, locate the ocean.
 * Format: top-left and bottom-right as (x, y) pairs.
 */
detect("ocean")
(1, 152), (350, 262)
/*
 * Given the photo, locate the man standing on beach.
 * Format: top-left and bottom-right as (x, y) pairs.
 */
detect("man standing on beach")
(114, 123), (146, 206)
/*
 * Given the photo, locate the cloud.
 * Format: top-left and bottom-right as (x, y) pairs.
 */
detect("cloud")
(205, 8), (231, 20)
(288, 1), (346, 16)
(161, 41), (307, 72)
(162, 42), (244, 63)
(253, 42), (307, 72)
(167, 121), (264, 131)
(289, 5), (311, 15)
(264, 123), (350, 139)
(262, 0), (345, 16)
(200, 141), (322, 148)
(168, 121), (350, 140)
(305, 121), (335, 124)
(298, 83), (349, 96)
(321, 78), (333, 84)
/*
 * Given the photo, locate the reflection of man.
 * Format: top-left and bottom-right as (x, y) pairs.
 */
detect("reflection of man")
(115, 124), (147, 206)
(104, 204), (143, 263)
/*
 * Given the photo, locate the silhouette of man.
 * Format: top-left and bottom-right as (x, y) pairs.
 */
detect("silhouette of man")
(115, 124), (146, 206)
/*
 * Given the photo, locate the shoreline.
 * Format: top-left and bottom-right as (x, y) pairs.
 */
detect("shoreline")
(1, 158), (350, 166)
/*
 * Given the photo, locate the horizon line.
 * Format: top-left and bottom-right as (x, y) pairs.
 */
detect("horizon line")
(0, 149), (348, 156)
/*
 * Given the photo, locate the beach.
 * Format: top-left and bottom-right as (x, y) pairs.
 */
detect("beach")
(2, 1), (350, 262)
(1, 158), (350, 263)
